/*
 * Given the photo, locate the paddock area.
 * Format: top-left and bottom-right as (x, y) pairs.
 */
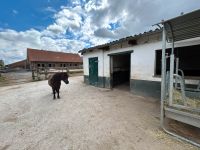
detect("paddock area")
(0, 76), (197, 150)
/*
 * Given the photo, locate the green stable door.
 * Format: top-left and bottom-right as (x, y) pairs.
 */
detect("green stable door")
(89, 57), (98, 86)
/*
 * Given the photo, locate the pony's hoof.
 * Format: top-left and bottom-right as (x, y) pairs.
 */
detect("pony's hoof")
(57, 96), (60, 99)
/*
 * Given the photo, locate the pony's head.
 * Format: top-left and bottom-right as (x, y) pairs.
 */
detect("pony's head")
(61, 72), (69, 84)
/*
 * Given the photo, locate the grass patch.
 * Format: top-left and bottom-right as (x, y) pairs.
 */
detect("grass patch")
(0, 76), (6, 82)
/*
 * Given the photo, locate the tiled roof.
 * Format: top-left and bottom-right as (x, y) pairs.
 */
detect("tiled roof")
(7, 59), (26, 68)
(27, 48), (82, 63)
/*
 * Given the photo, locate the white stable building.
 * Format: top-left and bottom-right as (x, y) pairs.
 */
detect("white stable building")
(79, 12), (200, 99)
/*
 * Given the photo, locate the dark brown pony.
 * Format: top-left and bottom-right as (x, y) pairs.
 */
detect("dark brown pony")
(48, 72), (69, 99)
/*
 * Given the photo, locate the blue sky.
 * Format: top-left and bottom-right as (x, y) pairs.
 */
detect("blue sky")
(0, 0), (200, 64)
(0, 0), (57, 30)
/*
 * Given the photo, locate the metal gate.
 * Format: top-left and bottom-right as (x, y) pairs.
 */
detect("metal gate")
(158, 9), (200, 147)
(89, 57), (98, 86)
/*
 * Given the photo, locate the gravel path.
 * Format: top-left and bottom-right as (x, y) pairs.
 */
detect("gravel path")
(0, 76), (197, 150)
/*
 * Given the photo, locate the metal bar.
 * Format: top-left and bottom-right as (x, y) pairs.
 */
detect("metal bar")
(162, 127), (200, 148)
(197, 81), (200, 90)
(161, 26), (166, 127)
(169, 54), (174, 106)
(167, 22), (175, 54)
(165, 107), (200, 128)
(165, 71), (170, 97)
(175, 58), (179, 89)
(173, 74), (186, 105)
(178, 69), (185, 91)
(171, 104), (200, 113)
(168, 21), (175, 106)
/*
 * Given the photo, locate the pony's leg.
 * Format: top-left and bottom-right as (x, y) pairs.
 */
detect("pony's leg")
(53, 88), (56, 99)
(52, 87), (54, 94)
(56, 89), (60, 99)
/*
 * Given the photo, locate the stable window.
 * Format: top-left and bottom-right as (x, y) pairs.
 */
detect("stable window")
(37, 64), (40, 67)
(155, 44), (200, 77)
(49, 64), (51, 67)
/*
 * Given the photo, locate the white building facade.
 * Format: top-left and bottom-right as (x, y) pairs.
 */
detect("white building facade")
(80, 30), (200, 98)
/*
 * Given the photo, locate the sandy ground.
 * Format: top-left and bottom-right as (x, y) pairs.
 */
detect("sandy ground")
(0, 76), (197, 150)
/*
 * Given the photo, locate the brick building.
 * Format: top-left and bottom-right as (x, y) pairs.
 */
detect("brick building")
(27, 48), (82, 70)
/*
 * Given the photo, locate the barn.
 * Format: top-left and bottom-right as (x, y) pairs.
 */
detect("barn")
(27, 48), (83, 70)
(6, 59), (27, 70)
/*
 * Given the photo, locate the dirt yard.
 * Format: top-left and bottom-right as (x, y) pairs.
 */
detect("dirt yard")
(0, 76), (197, 150)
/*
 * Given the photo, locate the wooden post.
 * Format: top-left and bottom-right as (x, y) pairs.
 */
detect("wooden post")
(37, 68), (39, 80)
(32, 69), (35, 80)
(45, 67), (48, 79)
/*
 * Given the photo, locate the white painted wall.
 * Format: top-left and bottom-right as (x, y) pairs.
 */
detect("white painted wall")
(131, 41), (162, 81)
(82, 36), (200, 83)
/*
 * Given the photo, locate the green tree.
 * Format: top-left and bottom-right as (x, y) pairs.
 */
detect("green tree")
(0, 60), (4, 69)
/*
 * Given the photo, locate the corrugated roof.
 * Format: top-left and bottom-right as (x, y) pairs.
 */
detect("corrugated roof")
(27, 48), (82, 63)
(161, 9), (200, 42)
(78, 29), (161, 54)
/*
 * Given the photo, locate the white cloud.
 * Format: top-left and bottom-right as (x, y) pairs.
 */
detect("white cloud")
(47, 24), (65, 34)
(44, 6), (57, 13)
(72, 0), (81, 6)
(12, 9), (18, 15)
(94, 28), (116, 38)
(1, 0), (200, 64)
(54, 7), (83, 30)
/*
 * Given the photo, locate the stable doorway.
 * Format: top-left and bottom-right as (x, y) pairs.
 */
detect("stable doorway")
(110, 53), (131, 90)
(89, 57), (98, 86)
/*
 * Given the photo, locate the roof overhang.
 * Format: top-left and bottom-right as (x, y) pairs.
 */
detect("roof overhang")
(160, 9), (200, 42)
